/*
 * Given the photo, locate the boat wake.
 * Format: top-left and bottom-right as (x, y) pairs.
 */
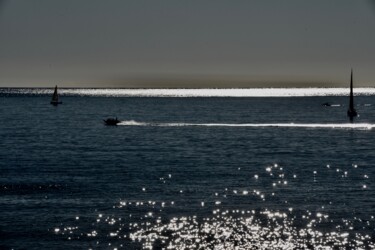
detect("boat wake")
(118, 120), (375, 130)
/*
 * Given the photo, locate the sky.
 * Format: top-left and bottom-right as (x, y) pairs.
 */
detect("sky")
(0, 0), (374, 88)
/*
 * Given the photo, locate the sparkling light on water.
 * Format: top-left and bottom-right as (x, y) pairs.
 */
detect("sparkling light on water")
(2, 92), (374, 249)
(3, 88), (375, 97)
(54, 204), (375, 249)
(53, 162), (374, 249)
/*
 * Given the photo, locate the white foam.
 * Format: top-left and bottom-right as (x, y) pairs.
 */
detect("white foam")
(118, 120), (148, 126)
(118, 121), (374, 130)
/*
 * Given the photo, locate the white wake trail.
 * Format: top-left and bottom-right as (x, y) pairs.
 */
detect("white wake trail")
(118, 121), (374, 130)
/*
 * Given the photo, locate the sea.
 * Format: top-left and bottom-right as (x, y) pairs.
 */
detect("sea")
(1, 88), (375, 249)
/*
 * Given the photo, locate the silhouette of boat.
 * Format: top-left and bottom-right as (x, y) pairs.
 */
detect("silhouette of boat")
(347, 69), (358, 120)
(104, 117), (120, 126)
(50, 85), (62, 105)
(322, 102), (332, 107)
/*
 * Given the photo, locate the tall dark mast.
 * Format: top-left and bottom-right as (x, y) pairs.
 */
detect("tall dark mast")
(347, 69), (357, 120)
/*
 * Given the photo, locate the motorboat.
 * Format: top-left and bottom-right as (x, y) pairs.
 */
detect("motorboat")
(104, 117), (120, 126)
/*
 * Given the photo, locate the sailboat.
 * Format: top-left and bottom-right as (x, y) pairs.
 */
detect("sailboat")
(50, 85), (62, 105)
(347, 69), (357, 119)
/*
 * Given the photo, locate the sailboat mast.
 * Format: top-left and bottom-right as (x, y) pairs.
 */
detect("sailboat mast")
(349, 69), (354, 110)
(54, 85), (58, 96)
(347, 69), (357, 120)
(52, 85), (58, 102)
(50, 85), (62, 105)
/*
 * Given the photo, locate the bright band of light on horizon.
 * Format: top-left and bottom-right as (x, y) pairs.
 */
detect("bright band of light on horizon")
(4, 88), (375, 97)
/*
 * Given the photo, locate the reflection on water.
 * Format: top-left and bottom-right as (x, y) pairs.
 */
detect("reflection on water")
(54, 206), (375, 249)
(54, 162), (374, 249)
(2, 87), (375, 97)
(2, 95), (375, 249)
(129, 211), (374, 249)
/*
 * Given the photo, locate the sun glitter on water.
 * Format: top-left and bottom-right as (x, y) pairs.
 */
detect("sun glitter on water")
(53, 162), (374, 249)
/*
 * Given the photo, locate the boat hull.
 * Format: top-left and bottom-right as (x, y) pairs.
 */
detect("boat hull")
(50, 101), (62, 106)
(347, 109), (358, 118)
(103, 119), (120, 126)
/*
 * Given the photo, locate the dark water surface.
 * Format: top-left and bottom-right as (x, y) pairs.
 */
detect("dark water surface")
(1, 92), (375, 249)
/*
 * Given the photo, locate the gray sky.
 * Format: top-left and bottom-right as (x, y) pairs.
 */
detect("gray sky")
(0, 0), (374, 88)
